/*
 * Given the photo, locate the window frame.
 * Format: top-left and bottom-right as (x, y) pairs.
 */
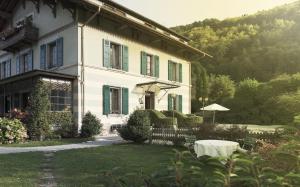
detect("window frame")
(170, 61), (180, 82)
(109, 42), (122, 70)
(109, 87), (122, 114)
(47, 41), (57, 69)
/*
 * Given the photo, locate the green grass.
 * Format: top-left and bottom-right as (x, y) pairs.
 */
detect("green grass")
(0, 138), (93, 147)
(0, 152), (43, 187)
(53, 144), (179, 186)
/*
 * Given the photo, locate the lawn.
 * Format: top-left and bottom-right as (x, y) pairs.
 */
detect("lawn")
(0, 137), (93, 147)
(53, 144), (179, 186)
(0, 152), (43, 187)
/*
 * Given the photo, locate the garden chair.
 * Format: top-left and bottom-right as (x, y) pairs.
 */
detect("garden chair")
(242, 137), (257, 151)
(185, 135), (197, 152)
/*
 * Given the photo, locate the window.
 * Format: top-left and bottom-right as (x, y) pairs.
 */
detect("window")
(20, 53), (29, 73)
(146, 54), (154, 76)
(110, 87), (121, 114)
(48, 42), (57, 69)
(0, 60), (11, 79)
(168, 94), (182, 112)
(168, 61), (182, 82)
(110, 42), (121, 69)
(43, 78), (72, 112)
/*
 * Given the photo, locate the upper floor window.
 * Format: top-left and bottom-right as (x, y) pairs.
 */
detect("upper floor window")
(168, 61), (182, 83)
(0, 59), (11, 79)
(103, 39), (128, 71)
(110, 42), (121, 69)
(16, 50), (33, 74)
(40, 38), (63, 70)
(141, 51), (159, 78)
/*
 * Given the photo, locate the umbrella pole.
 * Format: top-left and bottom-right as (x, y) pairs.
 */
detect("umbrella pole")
(212, 111), (215, 125)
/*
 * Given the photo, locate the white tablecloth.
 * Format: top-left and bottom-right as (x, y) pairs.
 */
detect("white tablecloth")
(194, 140), (240, 158)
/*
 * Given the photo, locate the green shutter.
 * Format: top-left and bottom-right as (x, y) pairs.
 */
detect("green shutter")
(103, 85), (110, 115)
(178, 95), (183, 113)
(103, 39), (110, 68)
(179, 63), (183, 83)
(168, 61), (173, 81)
(16, 56), (20, 74)
(28, 49), (33, 71)
(40, 44), (46, 69)
(141, 51), (147, 75)
(154, 55), (159, 78)
(168, 94), (173, 111)
(122, 45), (129, 71)
(122, 88), (129, 115)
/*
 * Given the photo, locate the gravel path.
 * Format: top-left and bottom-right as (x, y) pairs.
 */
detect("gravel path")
(0, 136), (125, 154)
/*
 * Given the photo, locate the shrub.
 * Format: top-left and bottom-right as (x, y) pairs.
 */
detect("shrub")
(27, 80), (51, 140)
(49, 111), (77, 138)
(81, 112), (102, 138)
(118, 110), (151, 143)
(0, 118), (28, 144)
(162, 111), (203, 127)
(146, 110), (176, 127)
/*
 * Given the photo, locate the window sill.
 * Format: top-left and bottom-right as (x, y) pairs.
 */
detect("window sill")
(107, 114), (125, 117)
(105, 67), (127, 74)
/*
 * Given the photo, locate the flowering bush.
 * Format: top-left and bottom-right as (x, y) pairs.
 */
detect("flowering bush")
(0, 118), (28, 144)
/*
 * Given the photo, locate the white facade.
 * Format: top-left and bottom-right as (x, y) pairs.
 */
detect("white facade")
(0, 1), (202, 134)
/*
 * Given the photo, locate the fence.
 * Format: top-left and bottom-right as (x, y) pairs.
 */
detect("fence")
(149, 127), (281, 145)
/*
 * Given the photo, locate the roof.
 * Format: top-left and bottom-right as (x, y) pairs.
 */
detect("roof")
(0, 70), (77, 85)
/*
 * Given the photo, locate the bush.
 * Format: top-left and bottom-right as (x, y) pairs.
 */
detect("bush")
(0, 118), (28, 144)
(49, 112), (77, 138)
(81, 112), (102, 138)
(118, 110), (151, 143)
(27, 80), (51, 140)
(162, 111), (203, 127)
(146, 110), (176, 127)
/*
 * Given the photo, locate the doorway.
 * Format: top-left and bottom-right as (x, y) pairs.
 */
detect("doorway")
(145, 92), (155, 109)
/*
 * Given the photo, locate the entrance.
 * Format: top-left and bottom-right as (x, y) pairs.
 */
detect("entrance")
(145, 92), (155, 109)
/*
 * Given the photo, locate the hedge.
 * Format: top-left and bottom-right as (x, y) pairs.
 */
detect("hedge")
(162, 111), (203, 128)
(145, 110), (177, 128)
(0, 118), (28, 144)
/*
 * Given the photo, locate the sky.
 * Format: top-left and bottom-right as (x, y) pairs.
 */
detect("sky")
(113, 0), (298, 27)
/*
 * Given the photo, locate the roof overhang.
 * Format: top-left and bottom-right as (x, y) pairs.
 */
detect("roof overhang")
(0, 70), (77, 85)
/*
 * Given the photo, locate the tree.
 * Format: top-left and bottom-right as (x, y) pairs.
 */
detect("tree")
(27, 80), (50, 140)
(208, 75), (235, 103)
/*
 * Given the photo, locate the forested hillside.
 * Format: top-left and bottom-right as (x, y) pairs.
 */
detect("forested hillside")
(172, 1), (300, 125)
(172, 0), (300, 82)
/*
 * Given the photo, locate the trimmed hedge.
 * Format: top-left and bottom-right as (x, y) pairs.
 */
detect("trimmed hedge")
(146, 109), (177, 128)
(48, 111), (77, 138)
(81, 112), (102, 138)
(162, 111), (203, 128)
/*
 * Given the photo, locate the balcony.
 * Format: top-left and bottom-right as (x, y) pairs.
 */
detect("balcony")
(0, 23), (39, 52)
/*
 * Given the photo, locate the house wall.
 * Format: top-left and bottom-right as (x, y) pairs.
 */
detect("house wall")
(79, 26), (192, 133)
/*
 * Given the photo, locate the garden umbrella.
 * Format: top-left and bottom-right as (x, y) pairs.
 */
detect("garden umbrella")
(200, 103), (230, 124)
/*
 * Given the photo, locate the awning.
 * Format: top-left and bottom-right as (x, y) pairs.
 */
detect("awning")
(136, 81), (180, 91)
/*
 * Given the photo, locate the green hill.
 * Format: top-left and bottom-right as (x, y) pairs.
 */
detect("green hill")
(172, 1), (300, 82)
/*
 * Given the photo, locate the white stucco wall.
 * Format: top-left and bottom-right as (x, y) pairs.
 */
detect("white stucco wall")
(79, 26), (192, 133)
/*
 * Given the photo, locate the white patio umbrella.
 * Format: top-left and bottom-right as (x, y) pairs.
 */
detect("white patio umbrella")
(200, 103), (230, 124)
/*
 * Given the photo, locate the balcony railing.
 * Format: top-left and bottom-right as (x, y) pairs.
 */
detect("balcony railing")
(0, 23), (38, 52)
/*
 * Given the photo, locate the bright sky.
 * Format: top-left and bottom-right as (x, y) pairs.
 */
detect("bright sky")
(113, 0), (298, 27)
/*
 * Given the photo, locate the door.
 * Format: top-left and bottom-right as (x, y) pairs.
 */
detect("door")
(145, 92), (155, 110)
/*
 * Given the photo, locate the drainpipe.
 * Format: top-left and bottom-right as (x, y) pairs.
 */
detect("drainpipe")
(79, 4), (102, 121)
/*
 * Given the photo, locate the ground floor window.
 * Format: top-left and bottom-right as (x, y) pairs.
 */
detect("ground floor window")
(43, 78), (72, 112)
(110, 87), (121, 114)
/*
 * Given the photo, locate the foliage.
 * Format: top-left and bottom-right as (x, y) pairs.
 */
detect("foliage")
(49, 112), (77, 138)
(27, 80), (50, 140)
(162, 110), (203, 127)
(146, 109), (176, 127)
(0, 118), (28, 144)
(9, 109), (30, 125)
(81, 112), (102, 138)
(208, 75), (235, 103)
(118, 110), (151, 143)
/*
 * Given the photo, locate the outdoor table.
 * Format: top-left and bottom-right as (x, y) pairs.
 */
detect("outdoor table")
(194, 140), (241, 158)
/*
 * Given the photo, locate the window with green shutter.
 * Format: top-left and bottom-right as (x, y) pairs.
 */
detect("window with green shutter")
(103, 39), (111, 68)
(122, 87), (129, 115)
(103, 85), (110, 115)
(154, 55), (159, 78)
(168, 94), (173, 111)
(168, 61), (182, 82)
(168, 61), (173, 81)
(178, 95), (183, 113)
(179, 63), (182, 83)
(141, 51), (147, 75)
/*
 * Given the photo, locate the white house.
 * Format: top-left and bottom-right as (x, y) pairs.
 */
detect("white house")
(0, 0), (210, 134)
